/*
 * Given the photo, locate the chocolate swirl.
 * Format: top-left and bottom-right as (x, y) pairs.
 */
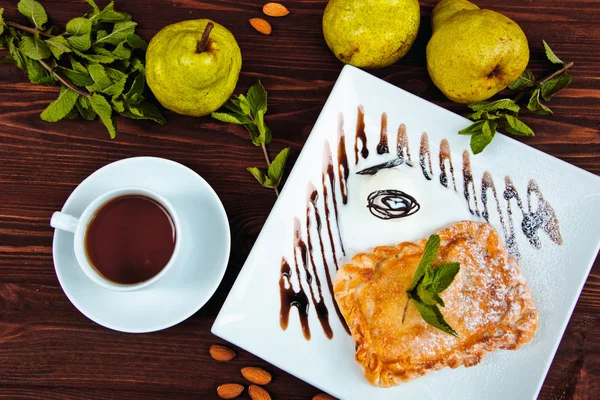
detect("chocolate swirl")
(367, 190), (420, 220)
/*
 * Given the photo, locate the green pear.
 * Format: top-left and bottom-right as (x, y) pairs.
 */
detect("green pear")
(431, 0), (479, 33)
(322, 0), (420, 69)
(426, 1), (529, 103)
(146, 20), (242, 117)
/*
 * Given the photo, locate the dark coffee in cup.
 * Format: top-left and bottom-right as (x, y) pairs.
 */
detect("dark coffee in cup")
(85, 195), (176, 285)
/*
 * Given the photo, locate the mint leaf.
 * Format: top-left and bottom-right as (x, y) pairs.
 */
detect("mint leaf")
(499, 115), (534, 137)
(74, 49), (115, 64)
(129, 57), (144, 72)
(7, 34), (27, 69)
(86, 64), (112, 91)
(464, 111), (500, 121)
(66, 17), (93, 51)
(469, 99), (520, 113)
(416, 284), (438, 306)
(19, 36), (51, 60)
(540, 72), (572, 101)
(46, 36), (72, 59)
(247, 81), (268, 115)
(211, 112), (252, 125)
(0, 8), (6, 36)
(60, 67), (94, 86)
(25, 58), (53, 85)
(76, 96), (97, 120)
(95, 21), (137, 45)
(432, 292), (445, 308)
(65, 107), (79, 120)
(256, 109), (272, 145)
(111, 97), (124, 112)
(470, 120), (496, 154)
(543, 40), (564, 65)
(409, 234), (440, 291)
(125, 102), (166, 124)
(17, 0), (47, 29)
(123, 72), (145, 105)
(223, 99), (245, 115)
(113, 41), (131, 60)
(95, 2), (131, 24)
(527, 89), (553, 115)
(90, 93), (117, 138)
(102, 75), (127, 97)
(70, 58), (87, 73)
(40, 86), (79, 122)
(247, 167), (274, 188)
(104, 67), (126, 82)
(86, 0), (100, 14)
(458, 119), (486, 135)
(427, 263), (460, 293)
(412, 300), (458, 337)
(508, 69), (536, 91)
(234, 95), (252, 115)
(267, 147), (289, 187)
(126, 34), (147, 50)
(246, 123), (261, 146)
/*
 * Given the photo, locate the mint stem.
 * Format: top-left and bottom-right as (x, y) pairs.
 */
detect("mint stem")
(261, 142), (279, 196)
(38, 59), (92, 98)
(196, 22), (214, 53)
(6, 20), (56, 38)
(513, 62), (574, 104)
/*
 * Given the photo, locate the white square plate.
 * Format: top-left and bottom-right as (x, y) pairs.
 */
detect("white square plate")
(212, 65), (600, 399)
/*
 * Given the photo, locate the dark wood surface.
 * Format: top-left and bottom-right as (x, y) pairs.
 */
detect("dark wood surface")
(1, 0), (599, 399)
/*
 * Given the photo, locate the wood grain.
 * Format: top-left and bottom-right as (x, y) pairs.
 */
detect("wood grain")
(0, 0), (599, 399)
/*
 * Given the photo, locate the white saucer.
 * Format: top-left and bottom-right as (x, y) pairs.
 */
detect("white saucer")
(52, 157), (231, 333)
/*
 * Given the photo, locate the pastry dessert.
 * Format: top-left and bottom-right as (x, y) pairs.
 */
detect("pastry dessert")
(334, 220), (538, 387)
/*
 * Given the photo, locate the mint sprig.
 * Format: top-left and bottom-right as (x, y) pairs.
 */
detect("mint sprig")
(405, 234), (460, 337)
(460, 41), (573, 154)
(212, 81), (290, 196)
(0, 0), (165, 138)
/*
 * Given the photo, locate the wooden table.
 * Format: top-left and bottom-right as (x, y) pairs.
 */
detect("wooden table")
(1, 1), (598, 399)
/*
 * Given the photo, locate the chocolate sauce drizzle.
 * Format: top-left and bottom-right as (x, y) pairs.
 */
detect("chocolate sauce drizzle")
(439, 139), (457, 190)
(419, 132), (433, 180)
(367, 190), (420, 220)
(310, 186), (350, 334)
(297, 212), (333, 339)
(462, 151), (480, 217)
(376, 113), (389, 154)
(397, 124), (412, 167)
(324, 141), (345, 257)
(354, 106), (369, 164)
(279, 258), (311, 340)
(337, 114), (349, 205)
(356, 124), (412, 175)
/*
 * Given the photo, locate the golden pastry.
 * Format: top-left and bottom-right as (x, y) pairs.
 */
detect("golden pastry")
(334, 220), (538, 387)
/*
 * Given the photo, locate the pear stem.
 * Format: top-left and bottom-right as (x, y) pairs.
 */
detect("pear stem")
(197, 22), (214, 53)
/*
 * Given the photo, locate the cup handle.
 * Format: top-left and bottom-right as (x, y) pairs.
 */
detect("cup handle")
(50, 212), (79, 233)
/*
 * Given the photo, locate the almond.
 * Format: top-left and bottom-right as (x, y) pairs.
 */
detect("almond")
(241, 366), (272, 385)
(210, 344), (236, 362)
(263, 2), (290, 17)
(313, 394), (337, 400)
(217, 383), (244, 399)
(249, 18), (272, 35)
(249, 385), (271, 400)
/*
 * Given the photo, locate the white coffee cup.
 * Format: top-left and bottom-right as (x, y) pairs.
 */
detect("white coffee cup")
(50, 186), (181, 292)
